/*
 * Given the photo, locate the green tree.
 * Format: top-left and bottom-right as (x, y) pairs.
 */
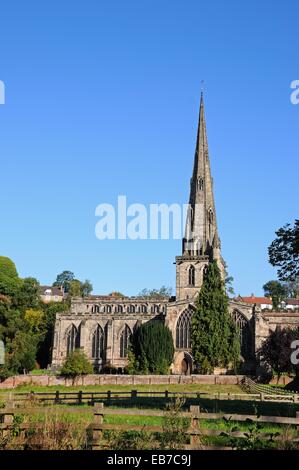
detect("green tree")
(68, 279), (93, 298)
(284, 277), (299, 298)
(81, 279), (93, 297)
(131, 321), (174, 374)
(24, 308), (46, 335)
(137, 286), (172, 299)
(60, 349), (93, 381)
(263, 280), (288, 310)
(0, 256), (21, 296)
(13, 277), (41, 310)
(258, 327), (299, 382)
(191, 261), (240, 373)
(53, 270), (75, 293)
(268, 220), (299, 281)
(6, 330), (37, 374)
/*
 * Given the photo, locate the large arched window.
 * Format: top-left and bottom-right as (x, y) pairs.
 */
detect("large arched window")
(233, 311), (251, 359)
(120, 324), (132, 358)
(188, 265), (195, 286)
(115, 304), (123, 313)
(92, 325), (106, 359)
(176, 310), (193, 349)
(66, 324), (80, 355)
(128, 305), (135, 313)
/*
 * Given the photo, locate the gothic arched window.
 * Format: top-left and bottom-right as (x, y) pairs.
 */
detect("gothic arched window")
(115, 304), (123, 313)
(92, 324), (106, 359)
(188, 265), (195, 286)
(141, 305), (147, 313)
(66, 324), (80, 355)
(128, 305), (135, 313)
(176, 310), (193, 349)
(120, 324), (132, 358)
(233, 311), (251, 359)
(106, 305), (112, 313)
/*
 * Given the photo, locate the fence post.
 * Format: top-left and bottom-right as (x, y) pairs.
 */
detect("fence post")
(260, 393), (264, 402)
(92, 402), (104, 450)
(165, 390), (169, 399)
(55, 390), (60, 404)
(107, 390), (111, 401)
(78, 390), (83, 405)
(189, 405), (200, 449)
(3, 407), (14, 439)
(131, 390), (138, 399)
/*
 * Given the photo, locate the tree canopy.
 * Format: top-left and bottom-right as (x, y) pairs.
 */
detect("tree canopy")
(0, 256), (69, 379)
(191, 261), (240, 373)
(263, 280), (288, 310)
(258, 327), (299, 381)
(268, 220), (299, 282)
(137, 286), (172, 299)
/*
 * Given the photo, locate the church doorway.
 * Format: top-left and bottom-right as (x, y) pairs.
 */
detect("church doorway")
(172, 351), (193, 375)
(181, 353), (192, 375)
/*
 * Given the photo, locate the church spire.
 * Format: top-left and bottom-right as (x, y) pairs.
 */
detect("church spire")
(183, 93), (219, 257)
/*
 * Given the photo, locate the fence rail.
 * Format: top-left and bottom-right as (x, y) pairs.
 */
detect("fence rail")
(1, 403), (299, 450)
(241, 377), (298, 396)
(2, 388), (299, 405)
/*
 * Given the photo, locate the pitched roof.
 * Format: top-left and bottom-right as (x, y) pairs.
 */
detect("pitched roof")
(283, 298), (299, 306)
(235, 296), (272, 305)
(40, 286), (63, 296)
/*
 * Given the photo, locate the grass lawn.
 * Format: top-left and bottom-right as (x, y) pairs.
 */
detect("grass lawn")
(0, 383), (243, 394)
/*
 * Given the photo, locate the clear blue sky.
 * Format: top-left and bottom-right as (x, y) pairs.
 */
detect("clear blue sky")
(0, 1), (298, 296)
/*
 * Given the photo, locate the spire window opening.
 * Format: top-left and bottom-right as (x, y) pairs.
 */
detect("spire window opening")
(188, 265), (195, 286)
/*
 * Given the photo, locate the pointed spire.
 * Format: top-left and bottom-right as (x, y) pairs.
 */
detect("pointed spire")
(183, 92), (219, 257)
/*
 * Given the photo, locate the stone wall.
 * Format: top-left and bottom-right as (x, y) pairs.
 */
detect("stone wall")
(0, 374), (245, 389)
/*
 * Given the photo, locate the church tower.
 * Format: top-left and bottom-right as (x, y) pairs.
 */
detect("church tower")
(176, 93), (225, 301)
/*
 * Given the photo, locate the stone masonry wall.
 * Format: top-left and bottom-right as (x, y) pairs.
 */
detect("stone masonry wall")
(0, 374), (245, 389)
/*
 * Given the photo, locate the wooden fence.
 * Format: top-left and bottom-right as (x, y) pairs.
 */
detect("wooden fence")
(1, 403), (299, 450)
(2, 389), (299, 406)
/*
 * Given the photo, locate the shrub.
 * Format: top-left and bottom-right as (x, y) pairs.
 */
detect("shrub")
(60, 349), (93, 382)
(130, 321), (174, 374)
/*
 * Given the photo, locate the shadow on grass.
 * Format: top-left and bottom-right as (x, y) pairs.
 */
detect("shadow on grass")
(92, 396), (299, 417)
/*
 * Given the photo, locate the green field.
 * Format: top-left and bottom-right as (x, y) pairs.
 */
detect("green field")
(0, 383), (242, 394)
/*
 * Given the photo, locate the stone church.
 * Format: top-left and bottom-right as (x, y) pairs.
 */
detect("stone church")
(51, 94), (298, 374)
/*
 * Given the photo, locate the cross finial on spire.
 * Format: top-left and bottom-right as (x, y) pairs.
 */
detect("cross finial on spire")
(200, 80), (204, 97)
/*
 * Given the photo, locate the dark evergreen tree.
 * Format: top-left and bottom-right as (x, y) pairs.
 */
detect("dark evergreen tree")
(191, 261), (240, 373)
(131, 321), (174, 374)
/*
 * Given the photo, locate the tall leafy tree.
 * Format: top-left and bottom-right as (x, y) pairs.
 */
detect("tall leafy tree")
(263, 280), (288, 310)
(284, 277), (299, 298)
(191, 261), (240, 373)
(130, 321), (174, 374)
(258, 327), (299, 382)
(0, 256), (21, 296)
(268, 220), (299, 281)
(53, 270), (75, 293)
